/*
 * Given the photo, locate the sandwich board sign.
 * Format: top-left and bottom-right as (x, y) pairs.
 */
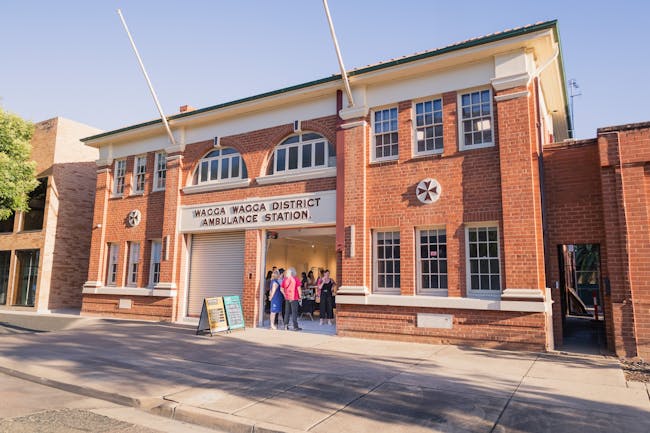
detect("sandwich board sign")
(223, 295), (245, 331)
(196, 297), (229, 336)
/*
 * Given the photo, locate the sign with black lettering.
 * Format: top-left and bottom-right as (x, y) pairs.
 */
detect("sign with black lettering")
(180, 191), (336, 232)
(196, 297), (229, 336)
(223, 295), (245, 331)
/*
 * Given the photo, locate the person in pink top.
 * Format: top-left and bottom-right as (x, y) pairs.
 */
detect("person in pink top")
(281, 267), (302, 331)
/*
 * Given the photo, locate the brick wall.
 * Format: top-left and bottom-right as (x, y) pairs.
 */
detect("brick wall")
(337, 88), (548, 348)
(47, 161), (98, 309)
(542, 140), (606, 348)
(83, 116), (339, 323)
(337, 304), (546, 351)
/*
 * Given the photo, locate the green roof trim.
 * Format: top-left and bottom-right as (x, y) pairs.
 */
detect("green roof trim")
(83, 20), (568, 142)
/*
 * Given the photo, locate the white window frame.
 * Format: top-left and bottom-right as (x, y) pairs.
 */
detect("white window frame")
(373, 229), (401, 295)
(465, 223), (501, 299)
(194, 148), (247, 185)
(412, 97), (444, 156)
(106, 243), (119, 286)
(269, 133), (335, 175)
(127, 242), (140, 287)
(113, 159), (126, 196)
(133, 155), (147, 194)
(458, 87), (494, 151)
(371, 107), (399, 162)
(154, 152), (166, 192)
(416, 227), (448, 296)
(149, 239), (162, 287)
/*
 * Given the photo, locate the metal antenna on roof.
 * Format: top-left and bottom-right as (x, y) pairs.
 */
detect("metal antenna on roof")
(116, 9), (176, 147)
(568, 78), (582, 137)
(322, 0), (354, 108)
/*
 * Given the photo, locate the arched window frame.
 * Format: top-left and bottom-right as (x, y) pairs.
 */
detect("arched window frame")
(258, 132), (336, 185)
(184, 147), (250, 194)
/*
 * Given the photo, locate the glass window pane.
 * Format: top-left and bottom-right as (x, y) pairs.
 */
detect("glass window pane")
(471, 275), (479, 290)
(490, 275), (500, 291)
(288, 146), (298, 170)
(276, 149), (286, 171)
(440, 275), (448, 289)
(200, 161), (208, 182)
(315, 141), (325, 166)
(232, 157), (240, 178)
(302, 143), (312, 168)
(480, 275), (490, 290)
(221, 158), (230, 179)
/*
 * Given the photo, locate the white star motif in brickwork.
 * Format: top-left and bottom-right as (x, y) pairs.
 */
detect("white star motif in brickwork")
(416, 178), (441, 204)
(127, 209), (142, 227)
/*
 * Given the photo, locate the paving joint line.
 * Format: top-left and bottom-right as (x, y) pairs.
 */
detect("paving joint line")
(488, 353), (540, 433)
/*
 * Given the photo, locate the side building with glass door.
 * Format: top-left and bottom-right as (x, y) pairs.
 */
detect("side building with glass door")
(0, 117), (100, 312)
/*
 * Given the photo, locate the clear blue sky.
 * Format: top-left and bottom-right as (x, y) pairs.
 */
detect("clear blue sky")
(1, 0), (648, 139)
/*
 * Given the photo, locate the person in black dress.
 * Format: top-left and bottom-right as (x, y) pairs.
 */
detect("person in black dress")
(317, 269), (336, 325)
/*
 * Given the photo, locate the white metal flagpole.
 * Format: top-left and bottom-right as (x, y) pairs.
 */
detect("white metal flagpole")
(116, 9), (176, 146)
(322, 0), (355, 108)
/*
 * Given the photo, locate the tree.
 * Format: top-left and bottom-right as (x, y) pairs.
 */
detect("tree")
(0, 107), (38, 221)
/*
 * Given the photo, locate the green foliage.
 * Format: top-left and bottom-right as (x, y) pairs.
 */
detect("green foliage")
(0, 107), (38, 221)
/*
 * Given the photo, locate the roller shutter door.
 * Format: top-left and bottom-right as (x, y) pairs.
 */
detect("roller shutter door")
(187, 232), (245, 317)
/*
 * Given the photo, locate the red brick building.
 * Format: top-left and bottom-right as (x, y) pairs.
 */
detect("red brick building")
(80, 21), (650, 358)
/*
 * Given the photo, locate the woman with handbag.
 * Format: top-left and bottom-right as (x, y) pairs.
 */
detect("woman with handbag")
(317, 269), (336, 325)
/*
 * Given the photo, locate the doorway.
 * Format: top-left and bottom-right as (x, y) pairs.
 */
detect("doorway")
(14, 249), (39, 307)
(557, 244), (605, 354)
(262, 227), (337, 334)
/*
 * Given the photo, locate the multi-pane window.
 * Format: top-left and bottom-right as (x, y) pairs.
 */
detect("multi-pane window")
(373, 107), (399, 160)
(149, 240), (162, 286)
(22, 178), (47, 231)
(460, 89), (493, 149)
(374, 231), (400, 294)
(415, 99), (443, 154)
(127, 242), (140, 287)
(268, 133), (335, 175)
(114, 159), (126, 195)
(154, 152), (166, 191)
(418, 229), (447, 295)
(466, 225), (500, 295)
(193, 148), (247, 184)
(133, 156), (147, 193)
(106, 243), (119, 286)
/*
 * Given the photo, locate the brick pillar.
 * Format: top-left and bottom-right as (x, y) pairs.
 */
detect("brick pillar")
(495, 85), (545, 293)
(598, 128), (650, 358)
(339, 119), (370, 293)
(156, 153), (182, 319)
(242, 230), (261, 326)
(85, 165), (111, 286)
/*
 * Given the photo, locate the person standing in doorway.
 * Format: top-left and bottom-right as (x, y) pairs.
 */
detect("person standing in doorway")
(268, 270), (284, 330)
(281, 267), (302, 331)
(318, 269), (336, 325)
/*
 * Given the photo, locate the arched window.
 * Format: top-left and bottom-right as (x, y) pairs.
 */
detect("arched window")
(192, 148), (248, 185)
(267, 133), (335, 175)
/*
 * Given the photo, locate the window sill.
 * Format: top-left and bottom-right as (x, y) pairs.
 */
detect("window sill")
(459, 142), (495, 152)
(183, 178), (251, 194)
(336, 294), (547, 312)
(110, 194), (124, 199)
(412, 150), (443, 159)
(130, 192), (144, 197)
(369, 157), (398, 165)
(256, 167), (336, 185)
(82, 285), (177, 297)
(152, 187), (166, 193)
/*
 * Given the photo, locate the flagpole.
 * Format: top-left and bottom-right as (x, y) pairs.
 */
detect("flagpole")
(322, 0), (354, 108)
(117, 9), (176, 146)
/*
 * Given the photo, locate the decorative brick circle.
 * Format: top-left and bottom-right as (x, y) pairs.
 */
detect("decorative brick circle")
(416, 178), (441, 204)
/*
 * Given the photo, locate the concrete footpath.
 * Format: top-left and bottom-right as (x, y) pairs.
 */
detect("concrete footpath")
(0, 314), (648, 433)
